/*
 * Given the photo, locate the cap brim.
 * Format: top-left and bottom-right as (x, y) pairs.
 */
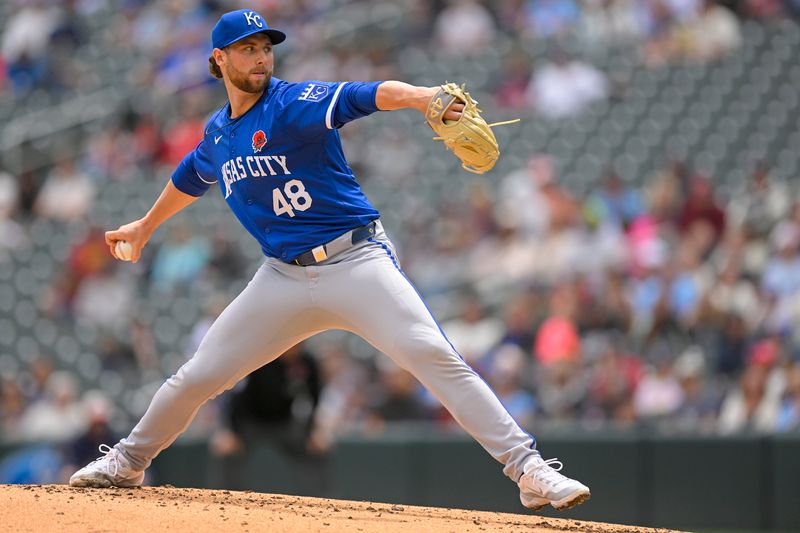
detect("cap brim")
(263, 29), (286, 45)
(219, 27), (286, 49)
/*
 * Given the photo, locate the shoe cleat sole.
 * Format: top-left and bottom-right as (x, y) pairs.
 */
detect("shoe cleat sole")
(70, 477), (113, 488)
(552, 490), (591, 510)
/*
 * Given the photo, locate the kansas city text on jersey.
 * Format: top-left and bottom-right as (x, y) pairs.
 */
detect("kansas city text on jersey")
(220, 155), (291, 198)
(172, 77), (382, 259)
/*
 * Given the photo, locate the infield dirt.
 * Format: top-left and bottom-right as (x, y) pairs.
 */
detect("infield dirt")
(0, 484), (683, 532)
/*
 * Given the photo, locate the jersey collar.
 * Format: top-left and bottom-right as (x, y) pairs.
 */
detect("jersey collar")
(205, 77), (281, 135)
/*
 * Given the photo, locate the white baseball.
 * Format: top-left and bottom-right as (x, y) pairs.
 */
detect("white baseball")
(115, 240), (134, 261)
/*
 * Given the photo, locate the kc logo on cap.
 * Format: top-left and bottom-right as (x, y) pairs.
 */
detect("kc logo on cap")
(243, 11), (263, 28)
(212, 9), (286, 49)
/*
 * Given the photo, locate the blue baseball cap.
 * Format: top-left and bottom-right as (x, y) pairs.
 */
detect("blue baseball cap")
(211, 9), (286, 49)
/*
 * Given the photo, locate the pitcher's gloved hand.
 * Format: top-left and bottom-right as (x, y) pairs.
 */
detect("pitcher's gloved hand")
(425, 82), (520, 174)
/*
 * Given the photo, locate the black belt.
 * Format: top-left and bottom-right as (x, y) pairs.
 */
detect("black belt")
(292, 220), (379, 266)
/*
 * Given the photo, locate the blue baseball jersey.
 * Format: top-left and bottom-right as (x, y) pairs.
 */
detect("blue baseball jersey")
(171, 77), (383, 262)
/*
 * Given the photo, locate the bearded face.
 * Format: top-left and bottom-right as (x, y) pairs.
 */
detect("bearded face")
(217, 34), (274, 94)
(223, 59), (271, 94)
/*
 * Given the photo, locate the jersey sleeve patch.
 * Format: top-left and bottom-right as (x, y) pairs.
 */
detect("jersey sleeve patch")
(280, 81), (376, 139)
(297, 83), (330, 102)
(278, 81), (341, 140)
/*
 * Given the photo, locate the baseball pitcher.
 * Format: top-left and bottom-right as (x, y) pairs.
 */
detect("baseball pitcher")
(69, 9), (590, 512)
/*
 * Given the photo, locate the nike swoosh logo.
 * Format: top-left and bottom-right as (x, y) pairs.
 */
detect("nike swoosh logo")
(214, 135), (223, 144)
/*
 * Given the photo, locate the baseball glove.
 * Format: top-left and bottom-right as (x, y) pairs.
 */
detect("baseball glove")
(425, 83), (519, 174)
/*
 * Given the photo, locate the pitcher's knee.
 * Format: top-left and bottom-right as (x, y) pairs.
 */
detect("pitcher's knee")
(393, 334), (468, 370)
(166, 364), (229, 400)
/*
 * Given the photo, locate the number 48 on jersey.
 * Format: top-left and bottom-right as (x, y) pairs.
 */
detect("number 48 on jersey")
(273, 179), (312, 217)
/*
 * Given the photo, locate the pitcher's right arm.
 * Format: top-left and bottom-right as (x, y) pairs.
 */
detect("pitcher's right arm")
(105, 180), (200, 262)
(107, 126), (218, 263)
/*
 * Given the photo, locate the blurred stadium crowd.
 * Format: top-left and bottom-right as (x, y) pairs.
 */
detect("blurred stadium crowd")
(2, 0), (800, 483)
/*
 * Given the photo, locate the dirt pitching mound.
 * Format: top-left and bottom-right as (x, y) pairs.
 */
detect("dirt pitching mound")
(1, 484), (680, 533)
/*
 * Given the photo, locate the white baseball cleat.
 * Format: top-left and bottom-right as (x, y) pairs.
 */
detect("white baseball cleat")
(69, 444), (145, 488)
(518, 455), (591, 511)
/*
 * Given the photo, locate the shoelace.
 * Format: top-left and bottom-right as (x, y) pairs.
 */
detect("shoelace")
(91, 444), (120, 478)
(529, 458), (569, 489)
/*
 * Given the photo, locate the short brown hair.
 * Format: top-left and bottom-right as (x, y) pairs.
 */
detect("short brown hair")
(208, 55), (222, 79)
